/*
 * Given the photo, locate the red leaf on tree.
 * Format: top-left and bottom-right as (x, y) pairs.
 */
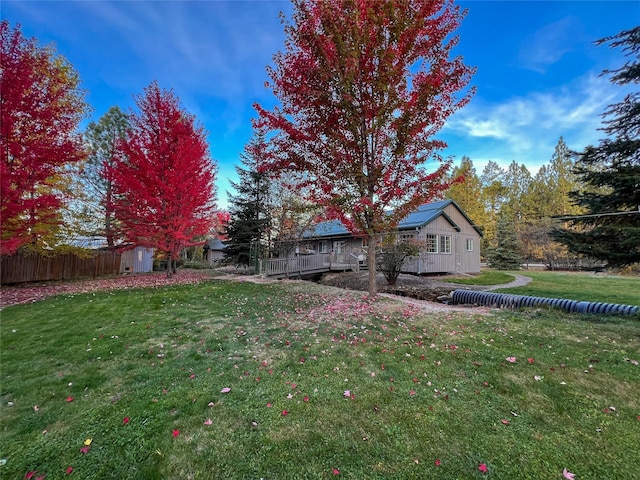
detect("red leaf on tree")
(111, 81), (216, 277)
(253, 0), (475, 297)
(1, 21), (88, 255)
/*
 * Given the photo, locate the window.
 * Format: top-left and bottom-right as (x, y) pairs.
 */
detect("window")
(319, 240), (329, 253)
(466, 238), (474, 251)
(333, 240), (346, 254)
(440, 235), (452, 254)
(425, 234), (438, 253)
(399, 233), (414, 243)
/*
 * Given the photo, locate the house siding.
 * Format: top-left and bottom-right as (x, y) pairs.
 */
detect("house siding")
(120, 246), (154, 273)
(404, 205), (482, 274)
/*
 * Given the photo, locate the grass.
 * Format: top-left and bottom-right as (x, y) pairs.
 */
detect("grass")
(1, 278), (640, 479)
(493, 271), (640, 307)
(447, 270), (516, 286)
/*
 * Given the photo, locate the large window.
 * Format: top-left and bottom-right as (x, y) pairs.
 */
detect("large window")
(440, 235), (452, 254)
(425, 234), (438, 253)
(319, 240), (329, 253)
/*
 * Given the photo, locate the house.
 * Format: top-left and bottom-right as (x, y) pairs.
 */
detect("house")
(301, 199), (482, 275)
(203, 238), (226, 264)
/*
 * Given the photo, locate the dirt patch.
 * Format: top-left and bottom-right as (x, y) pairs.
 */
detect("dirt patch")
(318, 271), (474, 302)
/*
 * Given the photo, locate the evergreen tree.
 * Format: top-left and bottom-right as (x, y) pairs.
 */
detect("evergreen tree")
(486, 217), (522, 270)
(523, 137), (582, 267)
(500, 161), (533, 224)
(224, 134), (271, 267)
(479, 160), (506, 252)
(445, 156), (486, 230)
(552, 26), (640, 267)
(81, 106), (129, 247)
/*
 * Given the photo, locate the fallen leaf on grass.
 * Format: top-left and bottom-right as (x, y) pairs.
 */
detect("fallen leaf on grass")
(65, 466), (73, 474)
(123, 417), (130, 425)
(500, 419), (510, 425)
(563, 468), (576, 479)
(478, 463), (488, 473)
(83, 438), (92, 446)
(332, 468), (340, 475)
(172, 430), (180, 437)
(66, 396), (74, 402)
(282, 410), (289, 416)
(434, 458), (441, 466)
(527, 357), (535, 364)
(220, 387), (231, 393)
(505, 357), (517, 363)
(204, 419), (213, 425)
(79, 446), (90, 454)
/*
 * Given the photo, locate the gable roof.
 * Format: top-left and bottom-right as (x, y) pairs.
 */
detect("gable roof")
(304, 199), (483, 238)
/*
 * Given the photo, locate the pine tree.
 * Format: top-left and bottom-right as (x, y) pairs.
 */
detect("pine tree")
(81, 106), (129, 247)
(486, 217), (522, 270)
(479, 161), (506, 252)
(552, 26), (640, 267)
(224, 134), (271, 268)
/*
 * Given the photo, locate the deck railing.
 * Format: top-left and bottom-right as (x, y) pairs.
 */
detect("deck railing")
(260, 250), (365, 277)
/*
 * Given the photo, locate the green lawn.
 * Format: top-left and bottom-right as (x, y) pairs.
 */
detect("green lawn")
(494, 271), (640, 306)
(1, 279), (639, 479)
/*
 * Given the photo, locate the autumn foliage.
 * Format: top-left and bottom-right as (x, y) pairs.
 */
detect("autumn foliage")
(0, 21), (88, 255)
(254, 0), (475, 295)
(112, 82), (217, 275)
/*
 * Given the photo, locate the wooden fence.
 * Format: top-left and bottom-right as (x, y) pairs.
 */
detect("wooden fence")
(1, 251), (122, 284)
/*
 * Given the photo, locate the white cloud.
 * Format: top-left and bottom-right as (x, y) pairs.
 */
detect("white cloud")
(518, 16), (584, 73)
(444, 72), (626, 173)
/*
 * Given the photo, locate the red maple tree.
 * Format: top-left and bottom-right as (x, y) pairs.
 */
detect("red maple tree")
(112, 82), (217, 276)
(1, 21), (88, 255)
(254, 0), (475, 296)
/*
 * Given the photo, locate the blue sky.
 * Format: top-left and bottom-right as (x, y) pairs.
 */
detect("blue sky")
(3, 0), (638, 210)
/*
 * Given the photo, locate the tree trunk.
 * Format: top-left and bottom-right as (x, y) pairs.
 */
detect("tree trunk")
(166, 256), (173, 278)
(367, 234), (377, 298)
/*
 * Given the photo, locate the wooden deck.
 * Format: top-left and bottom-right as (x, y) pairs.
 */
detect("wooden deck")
(260, 253), (365, 278)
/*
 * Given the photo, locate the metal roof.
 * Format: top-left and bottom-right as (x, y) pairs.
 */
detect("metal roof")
(304, 199), (482, 238)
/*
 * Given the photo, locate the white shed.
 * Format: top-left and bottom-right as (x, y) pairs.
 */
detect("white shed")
(120, 246), (154, 274)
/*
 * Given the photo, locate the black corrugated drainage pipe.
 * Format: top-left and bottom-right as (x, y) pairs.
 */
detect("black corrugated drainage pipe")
(450, 290), (639, 316)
